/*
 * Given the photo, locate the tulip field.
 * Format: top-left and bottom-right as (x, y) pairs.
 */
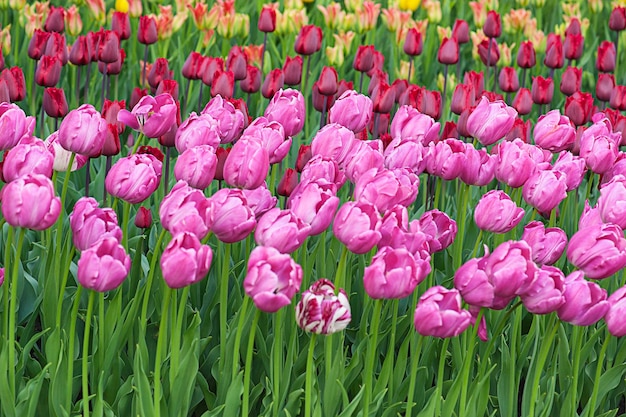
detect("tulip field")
(3, 0), (626, 416)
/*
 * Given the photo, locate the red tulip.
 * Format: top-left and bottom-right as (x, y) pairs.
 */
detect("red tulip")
(512, 88), (532, 115)
(35, 56), (62, 87)
(44, 6), (65, 33)
(258, 5), (277, 33)
(353, 45), (375, 73)
(111, 12), (131, 40)
(565, 92), (594, 126)
(451, 83), (474, 115)
(28, 30), (50, 60)
(452, 19), (470, 44)
(262, 68), (285, 99)
(478, 39), (499, 67)
(294, 25), (322, 56)
(531, 76), (554, 105)
(318, 66), (338, 96)
(43, 87), (68, 118)
(517, 41), (536, 69)
(560, 66), (582, 96)
(403, 28), (423, 56)
(241, 65), (262, 93)
(610, 85), (626, 111)
(483, 11), (502, 38)
(597, 41), (617, 73)
(563, 33), (584, 61)
(182, 51), (203, 80)
(597, 73), (616, 102)
(544, 33), (564, 69)
(137, 15), (158, 45)
(69, 36), (91, 66)
(283, 55), (303, 86)
(498, 67), (519, 93)
(610, 7), (626, 32)
(211, 70), (235, 98)
(438, 37), (459, 65)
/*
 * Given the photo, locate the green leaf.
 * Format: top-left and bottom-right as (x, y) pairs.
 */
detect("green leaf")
(223, 371), (243, 417)
(16, 363), (51, 417)
(336, 385), (364, 417)
(415, 389), (438, 417)
(133, 342), (154, 417)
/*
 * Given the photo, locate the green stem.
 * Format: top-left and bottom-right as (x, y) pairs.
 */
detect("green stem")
(459, 308), (483, 417)
(131, 132), (145, 155)
(434, 177), (443, 210)
(242, 310), (261, 417)
(55, 247), (76, 328)
(98, 293), (105, 374)
(388, 299), (399, 399)
(586, 333), (611, 417)
(570, 326), (583, 416)
(140, 228), (168, 336)
(82, 291), (96, 417)
(406, 335), (424, 417)
(435, 338), (451, 417)
(528, 315), (560, 417)
(231, 296), (250, 380)
(470, 230), (484, 258)
(66, 286), (83, 411)
(363, 300), (383, 417)
(334, 245), (349, 293)
(220, 243), (231, 374)
(170, 286), (189, 387)
(121, 201), (131, 250)
(272, 307), (284, 416)
(454, 183), (471, 269)
(2, 225), (14, 341)
(304, 333), (318, 417)
(154, 285), (172, 417)
(8, 227), (25, 401)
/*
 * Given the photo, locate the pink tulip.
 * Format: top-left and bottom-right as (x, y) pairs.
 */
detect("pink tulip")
(105, 153), (162, 204)
(460, 144), (497, 186)
(296, 279), (351, 334)
(310, 123), (359, 168)
(390, 105), (440, 145)
(551, 151), (586, 191)
(466, 97), (517, 145)
(208, 188), (256, 243)
(1, 174), (61, 230)
(300, 155), (346, 189)
(287, 180), (339, 235)
(474, 190), (524, 234)
(117, 93), (177, 138)
(44, 131), (89, 172)
(567, 223), (626, 279)
(223, 137), (270, 190)
(174, 112), (222, 153)
(521, 221), (567, 266)
(414, 286), (472, 338)
(606, 286), (626, 336)
(173, 145), (217, 190)
(255, 208), (311, 253)
(0, 268), (4, 286)
(244, 246), (303, 312)
(201, 95), (246, 144)
(520, 265), (565, 314)
(418, 210), (457, 253)
(343, 140), (385, 183)
(557, 271), (609, 326)
(57, 104), (108, 157)
(77, 237), (131, 292)
(159, 181), (212, 239)
(383, 137), (428, 175)
(2, 138), (54, 182)
(241, 184), (278, 219)
(241, 117), (290, 164)
(0, 103), (35, 151)
(354, 168), (419, 213)
(578, 200), (603, 230)
(493, 139), (538, 188)
(533, 110), (576, 152)
(425, 139), (466, 180)
(364, 246), (429, 299)
(522, 169), (568, 215)
(378, 205), (410, 248)
(333, 201), (382, 254)
(264, 88), (305, 137)
(161, 232), (213, 289)
(328, 90), (373, 133)
(579, 116), (620, 174)
(597, 175), (626, 228)
(70, 197), (122, 251)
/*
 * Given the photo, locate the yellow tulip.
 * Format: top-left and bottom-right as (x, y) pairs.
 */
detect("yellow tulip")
(115, 0), (129, 13)
(399, 0), (420, 11)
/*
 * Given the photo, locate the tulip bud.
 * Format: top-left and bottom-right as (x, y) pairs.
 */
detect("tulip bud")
(438, 37), (459, 65)
(478, 39), (500, 67)
(498, 67), (519, 93)
(43, 87), (68, 118)
(318, 66), (338, 96)
(111, 11), (131, 41)
(282, 55), (303, 86)
(294, 25), (323, 56)
(69, 36), (92, 66)
(147, 57), (172, 89)
(137, 15), (158, 45)
(610, 85), (626, 111)
(531, 76), (554, 105)
(135, 206), (152, 228)
(403, 28), (423, 56)
(258, 5), (277, 33)
(512, 88), (533, 115)
(44, 32), (68, 65)
(201, 57), (224, 86)
(544, 33), (564, 69)
(226, 46), (248, 81)
(483, 11), (502, 38)
(182, 51), (203, 80)
(371, 81), (395, 114)
(35, 56), (62, 87)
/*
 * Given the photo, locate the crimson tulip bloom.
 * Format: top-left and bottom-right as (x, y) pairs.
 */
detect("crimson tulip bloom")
(283, 55), (303, 86)
(137, 15), (157, 45)
(353, 45), (375, 73)
(564, 92), (594, 126)
(452, 19), (470, 43)
(241, 65), (262, 93)
(43, 87), (68, 118)
(610, 6), (626, 32)
(560, 66), (582, 96)
(403, 28), (423, 56)
(610, 85), (626, 111)
(258, 5), (277, 32)
(294, 25), (322, 55)
(597, 73), (616, 102)
(111, 11), (131, 40)
(498, 67), (519, 93)
(517, 41), (536, 69)
(483, 10), (502, 38)
(597, 41), (617, 72)
(563, 33), (584, 61)
(437, 37), (459, 65)
(35, 56), (62, 87)
(544, 33), (564, 69)
(531, 76), (554, 105)
(28, 29), (50, 60)
(262, 68), (285, 99)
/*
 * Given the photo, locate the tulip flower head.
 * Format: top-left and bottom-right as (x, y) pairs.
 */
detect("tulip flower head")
(296, 279), (351, 335)
(414, 286), (472, 338)
(117, 93), (177, 138)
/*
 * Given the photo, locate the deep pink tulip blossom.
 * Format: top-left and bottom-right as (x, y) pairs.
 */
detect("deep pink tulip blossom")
(606, 286), (626, 336)
(244, 246), (303, 312)
(333, 201), (382, 254)
(552, 151), (586, 192)
(242, 183), (278, 219)
(255, 208), (311, 253)
(175, 112), (221, 153)
(466, 97), (517, 145)
(77, 237), (131, 292)
(287, 180), (339, 235)
(533, 110), (576, 153)
(557, 271), (609, 326)
(378, 205), (410, 248)
(300, 155), (346, 189)
(493, 139), (538, 188)
(296, 279), (351, 334)
(161, 232), (213, 289)
(0, 103), (35, 151)
(208, 188), (256, 243)
(390, 105), (440, 145)
(579, 200), (604, 230)
(520, 265), (565, 314)
(567, 223), (626, 279)
(474, 190), (524, 234)
(597, 175), (626, 228)
(264, 88), (305, 137)
(578, 116), (620, 174)
(414, 286), (472, 338)
(223, 137), (270, 190)
(105, 153), (162, 204)
(328, 90), (373, 133)
(241, 117), (290, 164)
(160, 180), (212, 239)
(117, 93), (177, 138)
(521, 221), (567, 266)
(460, 144), (497, 186)
(2, 138), (54, 182)
(70, 197), (123, 251)
(364, 246), (429, 299)
(343, 140), (385, 183)
(173, 145), (217, 190)
(354, 168), (419, 212)
(425, 139), (467, 181)
(522, 169), (568, 215)
(418, 210), (457, 253)
(383, 137), (427, 174)
(201, 95), (246, 144)
(58, 104), (108, 157)
(1, 174), (60, 230)
(311, 123), (359, 168)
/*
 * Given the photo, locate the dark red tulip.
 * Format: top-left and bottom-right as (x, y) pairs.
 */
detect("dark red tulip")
(294, 25), (322, 56)
(565, 91), (594, 126)
(318, 66), (338, 96)
(456, 107), (472, 137)
(481, 91), (504, 102)
(138, 16), (158, 45)
(262, 68), (285, 99)
(563, 33), (584, 61)
(86, 31), (100, 62)
(211, 70), (235, 98)
(419, 89), (442, 120)
(610, 85), (626, 111)
(148, 57), (172, 89)
(43, 87), (68, 118)
(610, 7), (626, 32)
(498, 67), (519, 93)
(201, 57), (224, 86)
(336, 80), (353, 99)
(102, 99), (126, 133)
(44, 6), (65, 33)
(296, 144), (312, 172)
(517, 41), (536, 69)
(8, 67), (25, 102)
(398, 84), (423, 108)
(452, 19), (470, 44)
(277, 168), (298, 197)
(368, 112), (390, 137)
(451, 83), (475, 115)
(512, 88), (533, 115)
(483, 11), (502, 38)
(438, 37), (459, 65)
(560, 66), (582, 96)
(312, 81), (335, 112)
(372, 81), (395, 114)
(98, 49), (125, 75)
(111, 12), (131, 41)
(156, 79), (179, 100)
(130, 87), (148, 109)
(226, 46), (248, 81)
(391, 79), (409, 103)
(97, 30), (121, 64)
(505, 117), (531, 142)
(596, 73), (616, 102)
(366, 51), (385, 77)
(403, 28), (423, 56)
(367, 69), (389, 96)
(0, 79), (10, 103)
(441, 121), (459, 139)
(182, 51), (203, 80)
(478, 39), (500, 67)
(69, 36), (91, 66)
(353, 45), (375, 73)
(135, 207), (152, 229)
(544, 33), (564, 69)
(35, 56), (62, 87)
(283, 55), (303, 86)
(258, 5), (277, 33)
(597, 41), (617, 73)
(565, 18), (582, 36)
(241, 65), (262, 93)
(28, 30), (51, 60)
(214, 147), (230, 181)
(44, 32), (68, 65)
(531, 76), (554, 105)
(463, 71), (484, 99)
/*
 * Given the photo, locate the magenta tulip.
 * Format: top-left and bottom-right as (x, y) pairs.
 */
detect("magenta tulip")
(522, 169), (568, 215)
(223, 138), (270, 190)
(69, 197), (122, 251)
(77, 237), (131, 292)
(175, 112), (221, 153)
(466, 97), (517, 146)
(606, 286), (626, 336)
(567, 223), (626, 279)
(173, 145), (217, 190)
(414, 286), (472, 338)
(364, 246), (429, 299)
(105, 153), (162, 204)
(161, 232), (213, 289)
(557, 271), (609, 326)
(117, 93), (177, 138)
(328, 90), (373, 133)
(2, 138), (54, 182)
(474, 190), (524, 234)
(520, 265), (565, 314)
(533, 110), (576, 153)
(255, 208), (310, 253)
(208, 188), (256, 243)
(521, 221), (567, 266)
(159, 181), (212, 239)
(333, 201), (382, 254)
(264, 88), (305, 137)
